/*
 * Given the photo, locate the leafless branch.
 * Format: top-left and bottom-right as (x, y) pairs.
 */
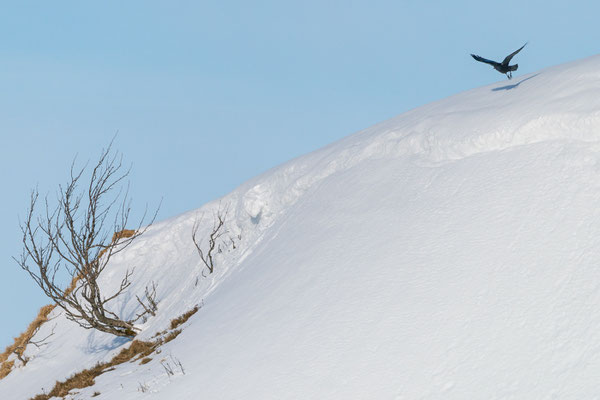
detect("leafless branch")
(12, 323), (57, 364)
(171, 354), (185, 375)
(28, 323), (57, 349)
(191, 205), (228, 275)
(14, 140), (160, 337)
(160, 354), (185, 378)
(133, 281), (158, 323)
(161, 360), (174, 377)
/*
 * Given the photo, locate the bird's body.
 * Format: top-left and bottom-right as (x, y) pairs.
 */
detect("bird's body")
(471, 43), (527, 79)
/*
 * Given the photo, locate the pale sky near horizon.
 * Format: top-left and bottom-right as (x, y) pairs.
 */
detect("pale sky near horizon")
(1, 0), (598, 349)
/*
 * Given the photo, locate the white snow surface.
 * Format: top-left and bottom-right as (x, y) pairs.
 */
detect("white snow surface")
(4, 55), (600, 399)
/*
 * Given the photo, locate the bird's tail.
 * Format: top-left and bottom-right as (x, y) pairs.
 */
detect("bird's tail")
(509, 64), (519, 71)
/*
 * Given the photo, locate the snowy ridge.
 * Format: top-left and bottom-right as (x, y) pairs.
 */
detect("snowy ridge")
(3, 54), (600, 399)
(238, 55), (600, 225)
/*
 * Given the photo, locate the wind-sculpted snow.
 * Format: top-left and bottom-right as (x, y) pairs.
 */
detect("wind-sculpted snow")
(4, 55), (600, 399)
(236, 55), (600, 229)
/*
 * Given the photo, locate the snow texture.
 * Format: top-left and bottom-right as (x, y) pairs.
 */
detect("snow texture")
(3, 55), (600, 399)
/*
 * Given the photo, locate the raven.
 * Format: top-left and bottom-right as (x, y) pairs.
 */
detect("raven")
(471, 43), (527, 79)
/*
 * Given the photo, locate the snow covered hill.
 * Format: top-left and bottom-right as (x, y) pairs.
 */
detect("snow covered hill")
(3, 55), (600, 399)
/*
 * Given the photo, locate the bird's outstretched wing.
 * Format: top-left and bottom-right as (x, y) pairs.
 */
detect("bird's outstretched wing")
(471, 54), (500, 67)
(502, 43), (527, 66)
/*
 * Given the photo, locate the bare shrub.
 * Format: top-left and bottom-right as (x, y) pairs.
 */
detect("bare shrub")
(134, 281), (159, 323)
(15, 141), (159, 337)
(192, 207), (228, 276)
(138, 382), (149, 393)
(29, 305), (201, 399)
(30, 362), (107, 400)
(12, 323), (57, 364)
(171, 354), (185, 375)
(0, 304), (56, 379)
(1, 269), (102, 380)
(161, 359), (174, 377)
(160, 354), (185, 379)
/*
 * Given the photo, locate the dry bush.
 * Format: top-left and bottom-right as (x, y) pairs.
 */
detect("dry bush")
(135, 281), (158, 323)
(16, 141), (159, 337)
(28, 305), (201, 399)
(30, 362), (107, 400)
(0, 304), (56, 379)
(28, 340), (156, 400)
(192, 207), (228, 276)
(62, 229), (137, 299)
(1, 230), (136, 381)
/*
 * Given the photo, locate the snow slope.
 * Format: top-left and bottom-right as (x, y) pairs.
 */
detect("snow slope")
(3, 55), (600, 399)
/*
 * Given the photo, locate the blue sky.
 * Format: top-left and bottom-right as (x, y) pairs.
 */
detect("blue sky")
(1, 0), (597, 349)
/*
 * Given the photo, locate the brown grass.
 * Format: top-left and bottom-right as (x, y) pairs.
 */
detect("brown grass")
(30, 363), (107, 400)
(139, 357), (152, 365)
(28, 305), (200, 399)
(63, 275), (81, 297)
(2, 230), (138, 381)
(163, 329), (182, 344)
(1, 273), (85, 381)
(169, 305), (199, 330)
(112, 229), (136, 243)
(0, 360), (15, 380)
(110, 340), (158, 365)
(0, 304), (56, 379)
(28, 340), (157, 400)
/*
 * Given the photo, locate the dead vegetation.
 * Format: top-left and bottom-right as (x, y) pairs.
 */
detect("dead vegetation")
(192, 207), (228, 277)
(1, 228), (148, 381)
(30, 362), (108, 400)
(160, 354), (185, 378)
(28, 305), (200, 400)
(16, 141), (159, 338)
(163, 329), (182, 344)
(0, 361), (13, 381)
(135, 281), (159, 323)
(169, 304), (200, 330)
(0, 304), (56, 379)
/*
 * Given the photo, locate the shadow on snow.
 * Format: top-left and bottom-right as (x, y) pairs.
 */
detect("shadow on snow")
(492, 74), (540, 91)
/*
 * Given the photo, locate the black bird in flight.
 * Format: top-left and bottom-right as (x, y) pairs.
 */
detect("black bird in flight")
(471, 43), (527, 79)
